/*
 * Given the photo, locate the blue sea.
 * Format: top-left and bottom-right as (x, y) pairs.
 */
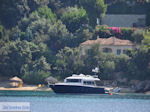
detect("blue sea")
(0, 91), (150, 112)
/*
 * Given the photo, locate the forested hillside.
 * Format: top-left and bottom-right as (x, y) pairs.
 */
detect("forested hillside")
(0, 0), (150, 84)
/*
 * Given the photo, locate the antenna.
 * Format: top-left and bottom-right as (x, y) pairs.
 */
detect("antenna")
(96, 18), (100, 25)
(92, 67), (99, 78)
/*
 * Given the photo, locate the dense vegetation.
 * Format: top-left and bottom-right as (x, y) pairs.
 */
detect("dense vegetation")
(0, 0), (150, 84)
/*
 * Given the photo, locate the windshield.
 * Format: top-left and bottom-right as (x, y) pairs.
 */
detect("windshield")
(66, 79), (81, 83)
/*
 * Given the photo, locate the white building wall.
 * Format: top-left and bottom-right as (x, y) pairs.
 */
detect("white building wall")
(80, 44), (135, 55)
(80, 45), (92, 55)
(100, 45), (135, 55)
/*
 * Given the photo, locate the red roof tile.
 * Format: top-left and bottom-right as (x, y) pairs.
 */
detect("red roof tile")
(81, 37), (134, 46)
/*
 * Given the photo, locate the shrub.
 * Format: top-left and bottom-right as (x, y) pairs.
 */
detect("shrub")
(120, 27), (135, 40)
(95, 25), (140, 42)
(22, 71), (50, 84)
(131, 29), (144, 44)
(95, 25), (111, 38)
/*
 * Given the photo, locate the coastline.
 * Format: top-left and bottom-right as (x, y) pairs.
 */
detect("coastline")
(0, 85), (52, 91)
(0, 80), (149, 94)
(0, 86), (150, 95)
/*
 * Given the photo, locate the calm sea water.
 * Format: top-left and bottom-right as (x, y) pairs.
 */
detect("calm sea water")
(0, 91), (150, 112)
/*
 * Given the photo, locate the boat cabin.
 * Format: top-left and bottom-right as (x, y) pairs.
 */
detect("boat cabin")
(64, 74), (100, 86)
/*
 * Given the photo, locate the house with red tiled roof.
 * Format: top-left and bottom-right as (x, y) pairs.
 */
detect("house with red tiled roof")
(80, 37), (136, 55)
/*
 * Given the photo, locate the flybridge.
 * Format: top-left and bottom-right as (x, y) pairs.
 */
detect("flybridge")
(65, 74), (100, 81)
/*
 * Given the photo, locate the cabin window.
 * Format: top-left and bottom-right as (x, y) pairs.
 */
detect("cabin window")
(83, 81), (95, 85)
(66, 79), (81, 83)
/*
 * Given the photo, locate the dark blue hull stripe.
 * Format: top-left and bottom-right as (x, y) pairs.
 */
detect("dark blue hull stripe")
(50, 85), (105, 94)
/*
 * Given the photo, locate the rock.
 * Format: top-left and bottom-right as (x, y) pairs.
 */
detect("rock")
(144, 91), (150, 95)
(135, 81), (145, 92)
(45, 76), (58, 84)
(144, 81), (150, 92)
(111, 81), (118, 87)
(119, 87), (135, 93)
(112, 87), (121, 93)
(134, 80), (150, 92)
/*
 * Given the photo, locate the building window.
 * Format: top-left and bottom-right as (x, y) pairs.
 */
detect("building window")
(116, 49), (121, 55)
(123, 50), (127, 54)
(103, 48), (112, 53)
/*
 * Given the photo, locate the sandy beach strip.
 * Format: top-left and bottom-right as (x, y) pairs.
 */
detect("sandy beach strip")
(0, 80), (52, 91)
(0, 85), (52, 91)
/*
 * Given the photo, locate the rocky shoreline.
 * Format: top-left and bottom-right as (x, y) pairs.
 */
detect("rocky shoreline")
(100, 80), (150, 94)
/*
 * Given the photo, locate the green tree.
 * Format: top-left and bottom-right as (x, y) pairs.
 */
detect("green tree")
(61, 7), (88, 33)
(22, 71), (50, 84)
(32, 6), (56, 22)
(19, 6), (56, 31)
(22, 56), (51, 84)
(0, 0), (30, 28)
(72, 26), (94, 47)
(0, 25), (4, 39)
(142, 30), (150, 48)
(127, 47), (150, 80)
(83, 44), (101, 74)
(115, 54), (130, 73)
(0, 40), (48, 77)
(131, 29), (144, 44)
(18, 7), (71, 52)
(79, 0), (107, 27)
(102, 61), (115, 79)
(55, 47), (83, 78)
